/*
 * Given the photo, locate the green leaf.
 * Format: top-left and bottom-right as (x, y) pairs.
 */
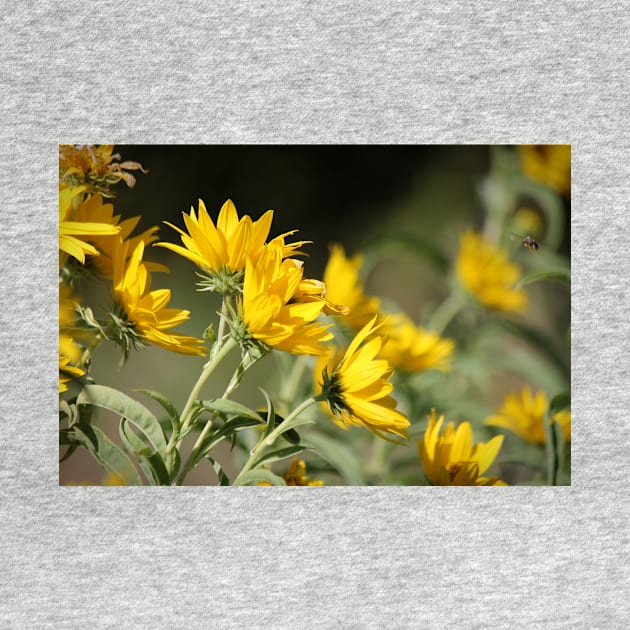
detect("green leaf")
(70, 424), (143, 485)
(119, 419), (171, 485)
(199, 398), (263, 421)
(197, 416), (264, 459)
(251, 445), (309, 469)
(77, 384), (167, 455)
(301, 433), (365, 485)
(234, 469), (286, 486)
(259, 388), (276, 439)
(515, 269), (571, 289)
(136, 389), (180, 436)
(548, 392), (571, 416)
(207, 456), (231, 486)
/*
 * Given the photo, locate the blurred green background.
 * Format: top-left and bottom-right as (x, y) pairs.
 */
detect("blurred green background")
(60, 145), (570, 485)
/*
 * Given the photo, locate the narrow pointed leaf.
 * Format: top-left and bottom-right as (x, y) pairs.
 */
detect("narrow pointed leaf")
(136, 389), (181, 436)
(200, 399), (263, 421)
(77, 384), (167, 455)
(71, 424), (143, 485)
(207, 456), (231, 486)
(119, 418), (171, 486)
(251, 445), (309, 469)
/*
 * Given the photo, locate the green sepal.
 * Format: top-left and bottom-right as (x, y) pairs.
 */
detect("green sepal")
(69, 424), (143, 485)
(77, 384), (167, 456)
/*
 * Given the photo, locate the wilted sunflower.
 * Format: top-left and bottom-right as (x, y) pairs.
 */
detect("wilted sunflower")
(317, 316), (410, 441)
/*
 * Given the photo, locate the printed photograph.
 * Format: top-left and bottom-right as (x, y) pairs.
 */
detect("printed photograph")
(59, 145), (571, 486)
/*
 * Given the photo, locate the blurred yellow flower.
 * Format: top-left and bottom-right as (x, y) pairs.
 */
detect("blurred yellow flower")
(484, 386), (571, 444)
(157, 199), (307, 295)
(456, 230), (528, 314)
(322, 244), (381, 330)
(518, 144), (571, 196)
(72, 193), (164, 278)
(59, 333), (84, 393)
(59, 144), (148, 195)
(418, 409), (507, 486)
(241, 245), (332, 356)
(379, 312), (455, 373)
(317, 316), (410, 441)
(112, 240), (206, 356)
(59, 184), (120, 264)
(258, 458), (324, 486)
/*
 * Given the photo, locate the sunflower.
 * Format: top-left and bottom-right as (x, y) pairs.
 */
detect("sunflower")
(418, 409), (506, 486)
(518, 144), (571, 196)
(258, 458), (324, 486)
(111, 240), (206, 357)
(239, 244), (332, 356)
(322, 244), (381, 330)
(70, 193), (164, 278)
(156, 199), (307, 295)
(455, 230), (528, 314)
(59, 184), (120, 264)
(378, 312), (455, 373)
(317, 316), (409, 441)
(485, 386), (571, 444)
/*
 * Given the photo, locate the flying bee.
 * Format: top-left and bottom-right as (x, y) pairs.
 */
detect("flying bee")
(510, 233), (540, 253)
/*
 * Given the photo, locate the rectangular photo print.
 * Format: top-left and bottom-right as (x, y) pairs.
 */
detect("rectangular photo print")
(59, 145), (571, 486)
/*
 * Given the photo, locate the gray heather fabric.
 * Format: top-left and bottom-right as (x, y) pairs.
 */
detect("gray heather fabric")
(1, 2), (628, 627)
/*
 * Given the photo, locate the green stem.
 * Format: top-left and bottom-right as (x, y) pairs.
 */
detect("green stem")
(179, 337), (237, 434)
(233, 395), (321, 484)
(78, 334), (103, 370)
(428, 290), (466, 335)
(175, 348), (261, 485)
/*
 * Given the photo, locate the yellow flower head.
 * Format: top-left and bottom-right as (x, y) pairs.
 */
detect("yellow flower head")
(378, 312), (455, 373)
(71, 193), (164, 278)
(59, 332), (85, 394)
(111, 240), (206, 357)
(59, 144), (148, 196)
(259, 457), (325, 486)
(59, 184), (120, 264)
(322, 244), (381, 330)
(241, 245), (333, 356)
(456, 230), (528, 314)
(418, 409), (507, 486)
(317, 316), (410, 441)
(157, 199), (308, 295)
(485, 386), (571, 444)
(518, 144), (571, 196)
